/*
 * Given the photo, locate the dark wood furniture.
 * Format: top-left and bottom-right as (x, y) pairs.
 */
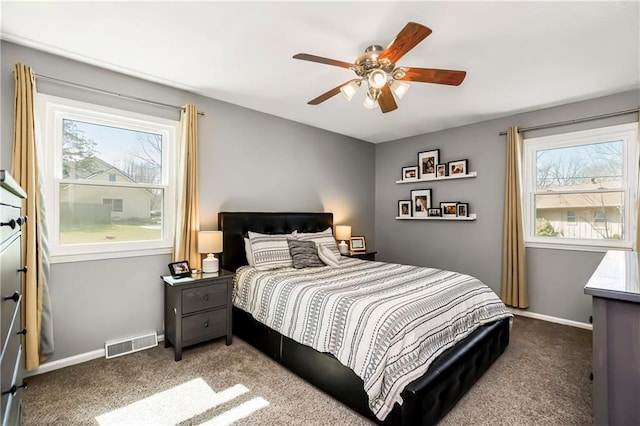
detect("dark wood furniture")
(163, 270), (234, 361)
(344, 251), (377, 261)
(585, 250), (640, 425)
(0, 171), (27, 425)
(218, 211), (510, 426)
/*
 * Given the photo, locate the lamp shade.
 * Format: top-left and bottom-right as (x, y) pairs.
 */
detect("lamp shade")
(198, 231), (223, 254)
(335, 225), (352, 241)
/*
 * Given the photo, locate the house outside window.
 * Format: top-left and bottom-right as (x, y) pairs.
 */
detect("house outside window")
(523, 123), (638, 251)
(38, 94), (178, 262)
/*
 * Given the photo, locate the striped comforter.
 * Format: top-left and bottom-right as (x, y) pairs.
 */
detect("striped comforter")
(233, 258), (512, 420)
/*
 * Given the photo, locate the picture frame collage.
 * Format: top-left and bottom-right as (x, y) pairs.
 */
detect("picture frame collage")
(398, 193), (469, 218)
(401, 148), (469, 182)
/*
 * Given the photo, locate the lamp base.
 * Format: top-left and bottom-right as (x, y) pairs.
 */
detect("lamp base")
(338, 241), (349, 254)
(202, 254), (219, 273)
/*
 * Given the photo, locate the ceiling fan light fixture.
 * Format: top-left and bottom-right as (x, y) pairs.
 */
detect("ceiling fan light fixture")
(340, 80), (361, 101)
(363, 95), (378, 109)
(367, 69), (387, 89)
(390, 80), (410, 99)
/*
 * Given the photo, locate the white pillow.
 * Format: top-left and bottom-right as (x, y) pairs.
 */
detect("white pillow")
(317, 243), (340, 268)
(244, 238), (255, 266)
(247, 231), (293, 270)
(295, 228), (341, 258)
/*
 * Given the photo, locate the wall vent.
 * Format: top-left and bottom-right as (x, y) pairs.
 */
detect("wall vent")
(105, 332), (158, 359)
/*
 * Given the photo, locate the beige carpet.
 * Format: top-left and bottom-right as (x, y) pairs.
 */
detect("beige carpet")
(23, 316), (592, 425)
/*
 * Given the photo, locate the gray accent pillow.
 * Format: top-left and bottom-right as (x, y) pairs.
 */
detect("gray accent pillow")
(287, 239), (325, 269)
(294, 227), (341, 258)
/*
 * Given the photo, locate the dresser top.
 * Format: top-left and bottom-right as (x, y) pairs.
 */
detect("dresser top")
(0, 170), (27, 199)
(585, 250), (640, 304)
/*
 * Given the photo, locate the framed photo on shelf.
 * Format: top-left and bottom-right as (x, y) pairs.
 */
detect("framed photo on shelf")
(418, 149), (440, 180)
(411, 189), (432, 217)
(401, 166), (419, 181)
(398, 200), (412, 218)
(436, 163), (447, 178)
(448, 159), (468, 176)
(440, 202), (458, 218)
(350, 236), (366, 252)
(456, 203), (469, 217)
(428, 208), (442, 217)
(168, 260), (191, 278)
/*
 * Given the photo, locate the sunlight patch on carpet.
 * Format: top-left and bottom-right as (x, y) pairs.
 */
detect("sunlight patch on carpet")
(95, 378), (252, 425)
(199, 397), (270, 426)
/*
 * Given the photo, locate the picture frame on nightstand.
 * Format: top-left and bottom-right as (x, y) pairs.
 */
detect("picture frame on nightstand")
(168, 260), (191, 278)
(350, 236), (366, 252)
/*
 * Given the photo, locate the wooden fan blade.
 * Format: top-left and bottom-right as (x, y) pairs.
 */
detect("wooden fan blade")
(378, 84), (398, 113)
(395, 67), (467, 86)
(307, 80), (353, 105)
(293, 53), (353, 69)
(379, 22), (432, 64)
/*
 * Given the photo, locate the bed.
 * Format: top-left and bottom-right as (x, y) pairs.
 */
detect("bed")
(218, 212), (511, 425)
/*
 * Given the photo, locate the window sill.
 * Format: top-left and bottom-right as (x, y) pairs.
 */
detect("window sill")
(50, 246), (173, 264)
(525, 241), (633, 253)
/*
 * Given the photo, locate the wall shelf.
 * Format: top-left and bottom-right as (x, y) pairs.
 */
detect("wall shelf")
(395, 213), (477, 221)
(395, 171), (477, 184)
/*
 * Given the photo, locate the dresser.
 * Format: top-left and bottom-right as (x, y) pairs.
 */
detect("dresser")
(163, 270), (234, 361)
(584, 250), (640, 426)
(0, 171), (27, 426)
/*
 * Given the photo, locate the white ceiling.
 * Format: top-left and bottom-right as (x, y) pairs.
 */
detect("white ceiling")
(1, 1), (639, 143)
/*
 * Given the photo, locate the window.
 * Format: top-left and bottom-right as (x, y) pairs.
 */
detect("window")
(38, 94), (178, 262)
(103, 198), (124, 212)
(523, 123), (638, 250)
(593, 210), (607, 224)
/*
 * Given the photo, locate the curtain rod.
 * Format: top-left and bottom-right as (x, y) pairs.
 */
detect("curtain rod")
(498, 108), (639, 136)
(34, 73), (205, 116)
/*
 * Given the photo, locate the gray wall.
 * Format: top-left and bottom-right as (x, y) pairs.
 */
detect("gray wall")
(375, 89), (640, 323)
(1, 41), (375, 363)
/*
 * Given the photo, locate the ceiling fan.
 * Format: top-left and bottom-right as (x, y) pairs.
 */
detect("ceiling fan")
(293, 22), (467, 113)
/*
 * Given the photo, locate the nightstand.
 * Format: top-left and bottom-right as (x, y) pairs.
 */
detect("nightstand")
(343, 251), (377, 261)
(163, 269), (234, 361)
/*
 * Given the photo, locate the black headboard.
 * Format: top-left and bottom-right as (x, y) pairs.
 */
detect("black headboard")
(217, 212), (334, 272)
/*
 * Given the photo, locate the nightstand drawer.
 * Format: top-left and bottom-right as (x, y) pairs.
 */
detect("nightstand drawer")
(182, 283), (227, 314)
(182, 308), (226, 342)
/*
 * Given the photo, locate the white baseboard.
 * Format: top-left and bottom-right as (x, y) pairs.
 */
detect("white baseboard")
(508, 308), (592, 330)
(26, 334), (165, 377)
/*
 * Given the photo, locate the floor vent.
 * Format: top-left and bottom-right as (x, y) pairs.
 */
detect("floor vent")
(105, 332), (158, 359)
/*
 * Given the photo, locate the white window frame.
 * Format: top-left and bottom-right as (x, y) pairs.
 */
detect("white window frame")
(523, 123), (638, 252)
(37, 94), (178, 263)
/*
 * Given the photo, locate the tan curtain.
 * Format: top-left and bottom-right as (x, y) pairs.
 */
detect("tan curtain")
(501, 126), (529, 308)
(11, 63), (45, 369)
(173, 104), (200, 267)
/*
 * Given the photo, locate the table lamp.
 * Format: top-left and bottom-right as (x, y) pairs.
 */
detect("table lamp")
(198, 231), (223, 273)
(335, 225), (351, 255)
